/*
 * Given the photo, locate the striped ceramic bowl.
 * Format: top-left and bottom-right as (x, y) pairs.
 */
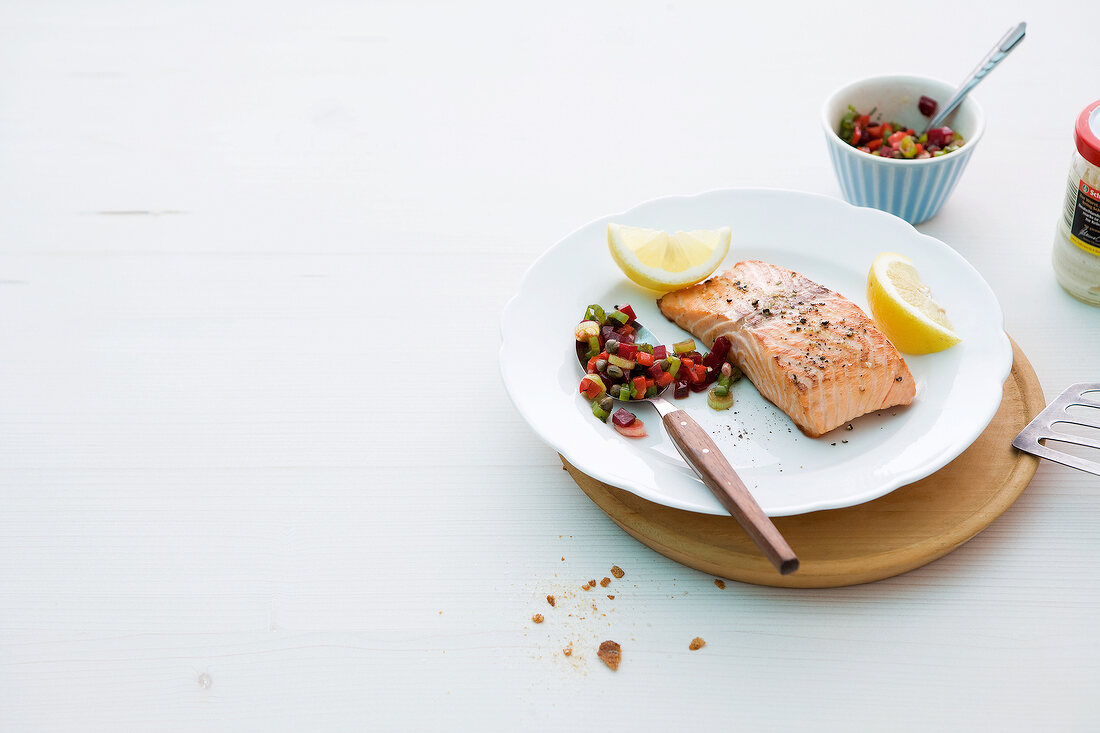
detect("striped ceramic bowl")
(822, 74), (985, 225)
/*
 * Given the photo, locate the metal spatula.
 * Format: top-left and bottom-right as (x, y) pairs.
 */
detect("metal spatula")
(1012, 382), (1100, 475)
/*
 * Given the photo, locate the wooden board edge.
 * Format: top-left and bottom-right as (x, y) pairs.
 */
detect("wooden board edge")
(562, 337), (1046, 589)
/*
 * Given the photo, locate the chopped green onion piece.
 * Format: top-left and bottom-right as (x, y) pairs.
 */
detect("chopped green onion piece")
(718, 375), (731, 389)
(591, 399), (611, 421)
(608, 354), (635, 370)
(707, 387), (734, 411)
(645, 386), (658, 398)
(666, 356), (681, 379)
(586, 335), (601, 358)
(672, 339), (696, 354)
(728, 364), (743, 382)
(713, 384), (729, 397)
(584, 304), (606, 324)
(638, 343), (654, 354)
(607, 310), (629, 325)
(838, 105), (856, 140)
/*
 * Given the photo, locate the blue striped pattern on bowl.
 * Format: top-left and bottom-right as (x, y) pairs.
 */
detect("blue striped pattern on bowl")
(821, 74), (984, 225)
(824, 132), (978, 225)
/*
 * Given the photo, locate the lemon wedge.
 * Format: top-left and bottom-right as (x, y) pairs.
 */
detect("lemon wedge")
(867, 252), (960, 354)
(607, 223), (730, 292)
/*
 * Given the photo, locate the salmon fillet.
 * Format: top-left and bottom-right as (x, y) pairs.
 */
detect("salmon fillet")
(656, 260), (915, 437)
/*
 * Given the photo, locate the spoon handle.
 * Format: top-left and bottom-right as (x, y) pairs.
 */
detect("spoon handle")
(661, 409), (798, 575)
(924, 21), (1026, 133)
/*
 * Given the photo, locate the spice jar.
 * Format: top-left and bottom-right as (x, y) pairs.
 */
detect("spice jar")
(1053, 100), (1100, 305)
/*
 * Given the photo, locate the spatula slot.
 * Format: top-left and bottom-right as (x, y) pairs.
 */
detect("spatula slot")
(1050, 420), (1100, 441)
(1039, 438), (1100, 463)
(1064, 404), (1100, 424)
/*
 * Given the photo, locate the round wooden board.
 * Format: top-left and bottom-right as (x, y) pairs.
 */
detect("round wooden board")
(562, 339), (1045, 588)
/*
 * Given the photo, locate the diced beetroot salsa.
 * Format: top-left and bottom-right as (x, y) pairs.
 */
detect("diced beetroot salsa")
(838, 96), (965, 159)
(575, 303), (743, 437)
(611, 408), (636, 428)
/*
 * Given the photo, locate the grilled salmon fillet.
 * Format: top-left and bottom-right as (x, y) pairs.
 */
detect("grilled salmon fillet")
(657, 260), (915, 437)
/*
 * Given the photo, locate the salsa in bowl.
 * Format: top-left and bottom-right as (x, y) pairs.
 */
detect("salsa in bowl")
(821, 74), (985, 223)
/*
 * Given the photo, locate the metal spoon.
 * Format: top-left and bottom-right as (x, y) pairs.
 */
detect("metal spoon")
(921, 21), (1026, 134)
(579, 321), (798, 575)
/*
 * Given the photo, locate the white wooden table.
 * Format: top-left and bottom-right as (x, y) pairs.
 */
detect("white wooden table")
(2, 2), (1098, 730)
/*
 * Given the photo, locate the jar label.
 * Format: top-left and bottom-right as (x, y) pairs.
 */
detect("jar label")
(1069, 179), (1100, 254)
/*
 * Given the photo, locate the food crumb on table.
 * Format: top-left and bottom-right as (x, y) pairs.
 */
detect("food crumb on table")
(689, 637), (706, 651)
(597, 640), (622, 671)
(607, 594), (615, 600)
(610, 565), (625, 579)
(600, 577), (611, 587)
(546, 594), (556, 607)
(581, 581), (593, 591)
(532, 614), (544, 624)
(714, 579), (726, 590)
(562, 645), (573, 657)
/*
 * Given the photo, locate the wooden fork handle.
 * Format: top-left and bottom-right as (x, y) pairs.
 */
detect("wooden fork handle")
(662, 409), (799, 575)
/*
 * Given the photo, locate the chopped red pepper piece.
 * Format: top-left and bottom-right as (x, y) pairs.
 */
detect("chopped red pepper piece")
(618, 343), (638, 361)
(632, 376), (647, 398)
(656, 372), (674, 388)
(635, 351), (654, 368)
(579, 375), (604, 399)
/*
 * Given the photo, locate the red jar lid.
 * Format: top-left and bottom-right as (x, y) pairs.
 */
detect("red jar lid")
(1076, 100), (1100, 167)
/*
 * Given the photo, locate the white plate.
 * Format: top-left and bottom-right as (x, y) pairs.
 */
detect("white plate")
(499, 189), (1011, 516)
